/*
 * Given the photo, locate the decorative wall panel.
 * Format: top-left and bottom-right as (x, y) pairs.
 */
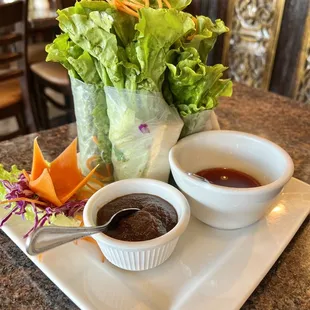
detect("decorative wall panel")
(222, 0), (285, 89)
(294, 10), (310, 104)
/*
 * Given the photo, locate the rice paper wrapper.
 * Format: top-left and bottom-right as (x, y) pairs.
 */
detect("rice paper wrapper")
(105, 87), (184, 182)
(180, 110), (220, 138)
(71, 78), (113, 183)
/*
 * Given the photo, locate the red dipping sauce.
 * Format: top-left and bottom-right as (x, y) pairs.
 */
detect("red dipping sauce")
(196, 168), (261, 188)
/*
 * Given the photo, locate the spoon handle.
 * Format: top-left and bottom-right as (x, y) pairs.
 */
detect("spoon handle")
(26, 225), (105, 256)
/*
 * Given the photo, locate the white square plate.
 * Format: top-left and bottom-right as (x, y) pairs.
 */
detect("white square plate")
(1, 178), (309, 310)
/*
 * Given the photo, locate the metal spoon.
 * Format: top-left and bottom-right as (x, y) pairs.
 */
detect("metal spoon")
(26, 208), (140, 256)
(187, 172), (211, 184)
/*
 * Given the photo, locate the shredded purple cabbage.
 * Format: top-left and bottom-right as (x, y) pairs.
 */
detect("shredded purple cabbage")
(139, 123), (150, 134)
(0, 173), (87, 238)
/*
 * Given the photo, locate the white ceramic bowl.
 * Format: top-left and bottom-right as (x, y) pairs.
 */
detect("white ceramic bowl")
(83, 179), (190, 271)
(169, 130), (294, 229)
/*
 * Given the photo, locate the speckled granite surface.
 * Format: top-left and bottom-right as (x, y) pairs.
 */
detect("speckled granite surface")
(0, 84), (309, 310)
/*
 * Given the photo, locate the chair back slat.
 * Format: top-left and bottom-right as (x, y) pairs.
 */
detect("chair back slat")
(0, 52), (22, 65)
(0, 33), (22, 46)
(0, 0), (28, 82)
(0, 0), (32, 140)
(0, 68), (23, 82)
(0, 1), (24, 28)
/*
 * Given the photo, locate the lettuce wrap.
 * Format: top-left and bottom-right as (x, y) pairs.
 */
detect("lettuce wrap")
(46, 0), (233, 181)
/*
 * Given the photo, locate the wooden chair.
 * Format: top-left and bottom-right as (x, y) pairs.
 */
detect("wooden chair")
(56, 0), (77, 9)
(30, 0), (76, 129)
(30, 61), (74, 129)
(0, 0), (34, 141)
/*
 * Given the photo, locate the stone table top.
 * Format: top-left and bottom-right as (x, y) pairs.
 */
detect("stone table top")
(0, 83), (309, 309)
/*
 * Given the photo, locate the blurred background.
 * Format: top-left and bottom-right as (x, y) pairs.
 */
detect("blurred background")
(187, 0), (310, 103)
(0, 0), (309, 141)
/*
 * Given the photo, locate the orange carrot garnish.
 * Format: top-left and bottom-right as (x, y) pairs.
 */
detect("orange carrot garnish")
(92, 136), (99, 145)
(163, 0), (171, 8)
(117, 2), (139, 16)
(187, 17), (198, 40)
(143, 0), (149, 7)
(86, 155), (98, 171)
(124, 1), (143, 9)
(75, 213), (83, 222)
(85, 183), (97, 193)
(75, 189), (93, 200)
(131, 0), (144, 6)
(29, 168), (63, 207)
(157, 0), (163, 8)
(89, 177), (105, 187)
(22, 169), (30, 182)
(114, 0), (122, 9)
(0, 198), (48, 207)
(31, 137), (49, 181)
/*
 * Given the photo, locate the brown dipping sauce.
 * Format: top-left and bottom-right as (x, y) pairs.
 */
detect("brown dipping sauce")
(96, 194), (178, 242)
(197, 168), (261, 188)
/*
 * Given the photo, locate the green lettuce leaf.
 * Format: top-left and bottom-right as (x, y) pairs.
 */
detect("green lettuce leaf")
(165, 46), (232, 116)
(169, 0), (192, 10)
(68, 50), (101, 84)
(0, 165), (21, 200)
(133, 8), (195, 91)
(46, 33), (101, 84)
(70, 77), (112, 178)
(57, 3), (122, 87)
(80, 0), (110, 12)
(181, 17), (229, 63)
(24, 206), (81, 227)
(49, 214), (81, 227)
(57, 2), (138, 89)
(92, 96), (112, 163)
(147, 0), (192, 10)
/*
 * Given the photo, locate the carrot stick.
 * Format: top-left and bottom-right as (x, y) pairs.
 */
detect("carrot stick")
(187, 17), (198, 40)
(124, 1), (143, 9)
(75, 188), (92, 200)
(114, 0), (123, 9)
(163, 0), (171, 8)
(0, 198), (48, 207)
(157, 0), (163, 8)
(92, 136), (99, 145)
(85, 183), (97, 193)
(74, 213), (83, 222)
(89, 177), (105, 187)
(92, 171), (107, 180)
(86, 156), (98, 171)
(131, 0), (144, 6)
(143, 0), (149, 7)
(117, 3), (139, 17)
(22, 169), (30, 182)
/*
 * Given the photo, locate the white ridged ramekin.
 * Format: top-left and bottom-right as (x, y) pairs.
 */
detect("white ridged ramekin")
(83, 179), (190, 271)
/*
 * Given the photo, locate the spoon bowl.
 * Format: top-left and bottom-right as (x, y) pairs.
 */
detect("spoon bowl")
(187, 172), (211, 184)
